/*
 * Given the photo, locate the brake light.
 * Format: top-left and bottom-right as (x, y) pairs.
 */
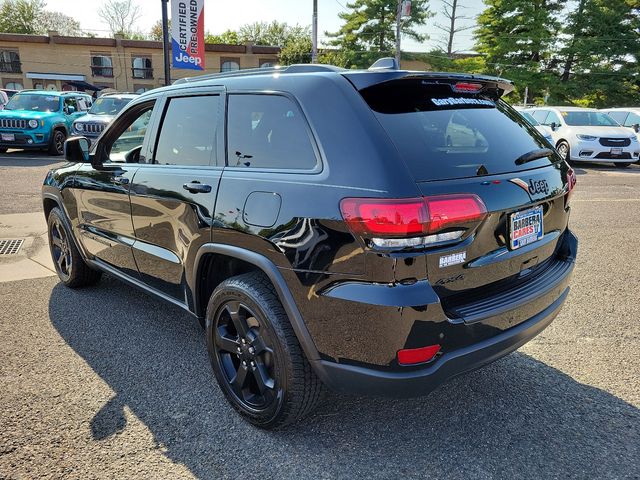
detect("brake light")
(398, 344), (441, 365)
(340, 194), (487, 248)
(452, 82), (483, 93)
(565, 166), (577, 207)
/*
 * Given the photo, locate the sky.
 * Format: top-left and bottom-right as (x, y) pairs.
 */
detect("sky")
(42, 0), (485, 53)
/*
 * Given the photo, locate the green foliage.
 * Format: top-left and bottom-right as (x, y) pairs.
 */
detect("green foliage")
(205, 29), (240, 45)
(0, 0), (82, 36)
(326, 0), (434, 68)
(279, 36), (313, 65)
(237, 21), (310, 47)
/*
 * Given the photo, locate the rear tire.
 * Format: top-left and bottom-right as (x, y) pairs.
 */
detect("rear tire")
(47, 207), (102, 288)
(615, 162), (631, 168)
(206, 271), (324, 429)
(0, 147), (7, 153)
(48, 129), (66, 156)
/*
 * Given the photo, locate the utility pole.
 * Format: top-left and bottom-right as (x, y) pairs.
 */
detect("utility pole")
(161, 0), (171, 85)
(523, 85), (528, 106)
(311, 0), (318, 63)
(395, 0), (402, 65)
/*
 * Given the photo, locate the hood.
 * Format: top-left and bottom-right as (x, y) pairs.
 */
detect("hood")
(565, 125), (634, 138)
(534, 125), (553, 137)
(0, 109), (59, 121)
(74, 113), (114, 124)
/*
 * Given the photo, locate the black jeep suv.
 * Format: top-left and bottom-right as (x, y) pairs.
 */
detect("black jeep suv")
(43, 60), (578, 428)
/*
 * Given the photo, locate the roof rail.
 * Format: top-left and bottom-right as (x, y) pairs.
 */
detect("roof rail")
(173, 63), (345, 85)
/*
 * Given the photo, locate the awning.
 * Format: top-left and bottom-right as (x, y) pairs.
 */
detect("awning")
(26, 72), (85, 81)
(65, 80), (106, 92)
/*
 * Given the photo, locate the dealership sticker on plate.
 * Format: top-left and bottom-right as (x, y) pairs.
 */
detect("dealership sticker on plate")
(509, 205), (544, 250)
(439, 251), (466, 268)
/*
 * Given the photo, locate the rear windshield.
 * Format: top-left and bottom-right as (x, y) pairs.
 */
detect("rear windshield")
(562, 111), (618, 127)
(360, 80), (555, 181)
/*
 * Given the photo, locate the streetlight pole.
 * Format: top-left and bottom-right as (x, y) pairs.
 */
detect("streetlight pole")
(311, 0), (318, 63)
(161, 0), (171, 85)
(395, 0), (402, 65)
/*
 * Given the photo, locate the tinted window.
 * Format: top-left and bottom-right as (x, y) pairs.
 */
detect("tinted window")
(360, 81), (554, 181)
(624, 112), (640, 127)
(110, 104), (155, 162)
(607, 111), (628, 125)
(532, 110), (550, 123)
(562, 111), (618, 126)
(227, 94), (317, 170)
(154, 95), (219, 166)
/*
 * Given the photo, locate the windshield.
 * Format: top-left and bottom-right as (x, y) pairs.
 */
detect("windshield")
(90, 97), (131, 115)
(562, 111), (619, 127)
(5, 94), (60, 112)
(360, 80), (554, 181)
(520, 111), (540, 126)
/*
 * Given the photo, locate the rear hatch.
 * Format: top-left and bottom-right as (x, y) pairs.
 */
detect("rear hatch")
(349, 73), (575, 306)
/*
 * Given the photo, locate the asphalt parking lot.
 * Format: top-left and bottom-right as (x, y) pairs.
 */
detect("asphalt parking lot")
(0, 150), (639, 479)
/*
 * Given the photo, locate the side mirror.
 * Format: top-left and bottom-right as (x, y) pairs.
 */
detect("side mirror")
(633, 123), (639, 133)
(549, 122), (557, 131)
(64, 136), (90, 163)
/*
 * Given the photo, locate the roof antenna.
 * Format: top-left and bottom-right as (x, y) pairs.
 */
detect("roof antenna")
(368, 57), (400, 71)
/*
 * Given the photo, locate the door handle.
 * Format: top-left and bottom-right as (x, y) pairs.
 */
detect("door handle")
(183, 181), (212, 193)
(113, 176), (129, 185)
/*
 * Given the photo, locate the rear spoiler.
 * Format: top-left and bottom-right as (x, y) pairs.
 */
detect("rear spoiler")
(342, 71), (514, 98)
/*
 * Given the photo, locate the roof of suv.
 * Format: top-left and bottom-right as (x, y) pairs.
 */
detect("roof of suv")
(15, 90), (90, 97)
(532, 106), (598, 112)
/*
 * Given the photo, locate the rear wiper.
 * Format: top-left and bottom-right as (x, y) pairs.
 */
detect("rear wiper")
(515, 148), (555, 165)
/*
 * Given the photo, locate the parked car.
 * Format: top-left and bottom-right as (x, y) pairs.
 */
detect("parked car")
(0, 90), (92, 155)
(514, 107), (554, 145)
(526, 106), (639, 167)
(43, 60), (578, 428)
(600, 108), (640, 144)
(72, 92), (139, 144)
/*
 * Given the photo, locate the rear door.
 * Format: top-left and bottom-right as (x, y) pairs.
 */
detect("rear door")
(129, 88), (224, 303)
(358, 78), (573, 298)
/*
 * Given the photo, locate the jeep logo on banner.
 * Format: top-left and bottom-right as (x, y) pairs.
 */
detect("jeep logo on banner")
(171, 0), (205, 70)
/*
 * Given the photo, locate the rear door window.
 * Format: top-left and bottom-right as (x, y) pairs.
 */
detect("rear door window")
(532, 110), (550, 124)
(623, 112), (640, 127)
(360, 80), (555, 181)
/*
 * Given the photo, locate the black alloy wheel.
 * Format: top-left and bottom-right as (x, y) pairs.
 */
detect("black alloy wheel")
(213, 300), (280, 410)
(49, 130), (66, 155)
(50, 216), (72, 282)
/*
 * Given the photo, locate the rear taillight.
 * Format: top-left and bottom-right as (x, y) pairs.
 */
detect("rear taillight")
(452, 82), (483, 93)
(398, 344), (441, 365)
(565, 166), (577, 207)
(340, 194), (487, 249)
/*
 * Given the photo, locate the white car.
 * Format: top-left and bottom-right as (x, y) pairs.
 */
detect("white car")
(514, 108), (554, 145)
(600, 108), (640, 142)
(526, 106), (639, 167)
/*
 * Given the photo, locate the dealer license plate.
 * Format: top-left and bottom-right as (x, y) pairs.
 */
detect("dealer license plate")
(509, 205), (544, 250)
(610, 147), (623, 155)
(1, 133), (15, 142)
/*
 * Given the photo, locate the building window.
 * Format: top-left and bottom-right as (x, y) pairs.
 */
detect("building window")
(0, 51), (21, 73)
(132, 56), (153, 79)
(34, 82), (44, 90)
(91, 54), (114, 77)
(259, 59), (277, 68)
(220, 58), (240, 72)
(5, 81), (23, 90)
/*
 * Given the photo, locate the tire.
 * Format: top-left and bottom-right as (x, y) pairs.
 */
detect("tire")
(205, 271), (324, 429)
(47, 207), (102, 288)
(48, 129), (66, 156)
(615, 162), (631, 168)
(0, 147), (7, 153)
(556, 141), (570, 162)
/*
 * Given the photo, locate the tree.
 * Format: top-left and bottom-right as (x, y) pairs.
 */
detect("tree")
(279, 36), (313, 65)
(149, 19), (170, 42)
(434, 0), (473, 58)
(325, 0), (433, 68)
(98, 0), (141, 38)
(205, 29), (240, 45)
(0, 0), (82, 36)
(237, 21), (310, 47)
(475, 0), (566, 103)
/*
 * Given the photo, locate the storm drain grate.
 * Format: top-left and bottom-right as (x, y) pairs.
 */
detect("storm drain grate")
(0, 239), (24, 255)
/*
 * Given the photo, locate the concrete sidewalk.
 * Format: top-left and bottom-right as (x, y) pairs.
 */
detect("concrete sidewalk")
(0, 212), (56, 282)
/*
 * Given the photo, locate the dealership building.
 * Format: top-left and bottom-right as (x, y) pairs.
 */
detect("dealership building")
(0, 32), (280, 93)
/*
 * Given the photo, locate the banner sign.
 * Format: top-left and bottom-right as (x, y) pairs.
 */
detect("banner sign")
(171, 0), (205, 70)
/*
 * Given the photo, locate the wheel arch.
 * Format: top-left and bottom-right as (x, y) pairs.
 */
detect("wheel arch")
(51, 123), (68, 135)
(193, 244), (321, 363)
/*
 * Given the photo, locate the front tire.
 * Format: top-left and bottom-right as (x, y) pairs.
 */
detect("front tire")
(48, 129), (66, 156)
(47, 207), (102, 288)
(556, 141), (570, 162)
(0, 147), (7, 153)
(206, 271), (324, 429)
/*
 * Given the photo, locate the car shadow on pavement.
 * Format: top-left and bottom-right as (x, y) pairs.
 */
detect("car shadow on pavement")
(0, 153), (64, 168)
(49, 277), (639, 480)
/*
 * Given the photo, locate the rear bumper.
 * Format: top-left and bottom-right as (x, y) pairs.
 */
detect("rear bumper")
(310, 229), (577, 397)
(313, 286), (569, 397)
